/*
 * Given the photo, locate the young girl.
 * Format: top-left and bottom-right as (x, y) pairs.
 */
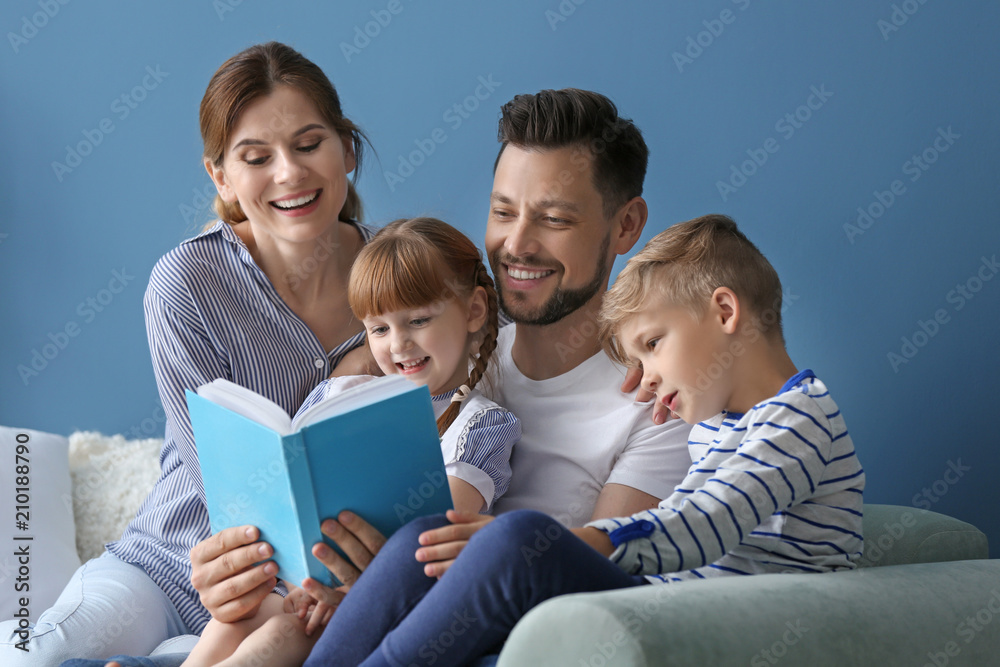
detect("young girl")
(312, 216), (520, 516)
(179, 217), (520, 667)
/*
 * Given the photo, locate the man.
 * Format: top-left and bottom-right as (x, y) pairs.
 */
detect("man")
(298, 90), (696, 665)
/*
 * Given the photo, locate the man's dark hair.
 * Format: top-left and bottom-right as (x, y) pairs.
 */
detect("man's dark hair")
(494, 88), (649, 219)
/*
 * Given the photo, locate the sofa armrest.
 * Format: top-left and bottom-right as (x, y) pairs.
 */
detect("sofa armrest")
(860, 504), (989, 566)
(497, 559), (1000, 666)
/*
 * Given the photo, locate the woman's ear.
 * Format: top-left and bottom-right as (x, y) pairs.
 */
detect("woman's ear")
(341, 134), (357, 176)
(711, 287), (740, 334)
(466, 286), (489, 333)
(204, 157), (237, 203)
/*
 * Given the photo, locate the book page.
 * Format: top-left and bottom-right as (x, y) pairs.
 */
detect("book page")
(197, 379), (293, 435)
(291, 375), (416, 431)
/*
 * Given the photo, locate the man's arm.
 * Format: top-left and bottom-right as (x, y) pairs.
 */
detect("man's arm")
(589, 482), (660, 521)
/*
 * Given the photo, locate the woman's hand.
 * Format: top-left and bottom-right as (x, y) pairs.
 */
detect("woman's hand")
(414, 510), (494, 578)
(620, 366), (672, 424)
(330, 343), (383, 378)
(189, 525), (278, 623)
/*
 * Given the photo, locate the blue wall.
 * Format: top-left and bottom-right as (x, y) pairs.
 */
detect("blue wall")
(2, 1), (997, 555)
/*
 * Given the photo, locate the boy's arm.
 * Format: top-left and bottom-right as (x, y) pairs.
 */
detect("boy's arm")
(588, 397), (834, 576)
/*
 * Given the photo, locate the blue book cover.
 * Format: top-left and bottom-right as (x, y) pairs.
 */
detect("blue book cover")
(186, 376), (452, 588)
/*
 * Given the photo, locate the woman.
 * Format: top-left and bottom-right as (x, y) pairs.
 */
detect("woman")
(1, 42), (374, 667)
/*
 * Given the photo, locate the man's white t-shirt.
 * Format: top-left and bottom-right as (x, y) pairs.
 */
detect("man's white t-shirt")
(487, 326), (692, 527)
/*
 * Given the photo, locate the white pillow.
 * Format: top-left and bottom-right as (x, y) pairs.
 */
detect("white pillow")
(68, 431), (162, 562)
(0, 426), (81, 623)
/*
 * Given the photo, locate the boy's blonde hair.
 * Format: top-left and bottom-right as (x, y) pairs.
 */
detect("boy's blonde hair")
(600, 214), (783, 365)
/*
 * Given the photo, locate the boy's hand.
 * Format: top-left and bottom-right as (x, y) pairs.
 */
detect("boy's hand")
(620, 367), (673, 425)
(415, 510), (494, 578)
(571, 527), (615, 557)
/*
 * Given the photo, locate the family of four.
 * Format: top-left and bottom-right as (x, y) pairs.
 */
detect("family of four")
(2, 42), (864, 667)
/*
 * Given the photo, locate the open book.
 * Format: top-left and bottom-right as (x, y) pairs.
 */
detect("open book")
(186, 375), (453, 587)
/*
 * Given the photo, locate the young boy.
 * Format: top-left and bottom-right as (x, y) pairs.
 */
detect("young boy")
(298, 214), (866, 666)
(573, 213), (865, 576)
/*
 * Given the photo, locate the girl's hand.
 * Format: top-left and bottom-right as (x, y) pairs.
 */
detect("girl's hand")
(189, 525), (277, 622)
(287, 582), (339, 636)
(282, 583), (313, 616)
(415, 510), (494, 578)
(301, 590), (341, 637)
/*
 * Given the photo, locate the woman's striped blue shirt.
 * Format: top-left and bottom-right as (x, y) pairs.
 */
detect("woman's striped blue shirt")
(107, 220), (373, 633)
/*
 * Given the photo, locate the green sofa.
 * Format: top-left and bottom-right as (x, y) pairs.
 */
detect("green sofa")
(496, 505), (995, 666)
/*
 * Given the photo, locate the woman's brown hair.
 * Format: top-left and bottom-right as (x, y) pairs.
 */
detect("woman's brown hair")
(199, 41), (368, 228)
(348, 218), (500, 436)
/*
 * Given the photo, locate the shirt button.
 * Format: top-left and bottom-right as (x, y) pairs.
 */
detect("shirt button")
(313, 358), (325, 369)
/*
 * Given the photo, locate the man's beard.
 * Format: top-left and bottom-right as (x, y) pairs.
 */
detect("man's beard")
(490, 233), (612, 326)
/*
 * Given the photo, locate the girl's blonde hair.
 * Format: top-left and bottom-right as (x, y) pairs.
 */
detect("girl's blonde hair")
(199, 41), (368, 229)
(348, 218), (500, 435)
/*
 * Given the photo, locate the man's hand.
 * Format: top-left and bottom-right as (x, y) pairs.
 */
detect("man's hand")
(415, 510), (494, 578)
(189, 525), (278, 623)
(310, 510), (387, 588)
(620, 366), (672, 425)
